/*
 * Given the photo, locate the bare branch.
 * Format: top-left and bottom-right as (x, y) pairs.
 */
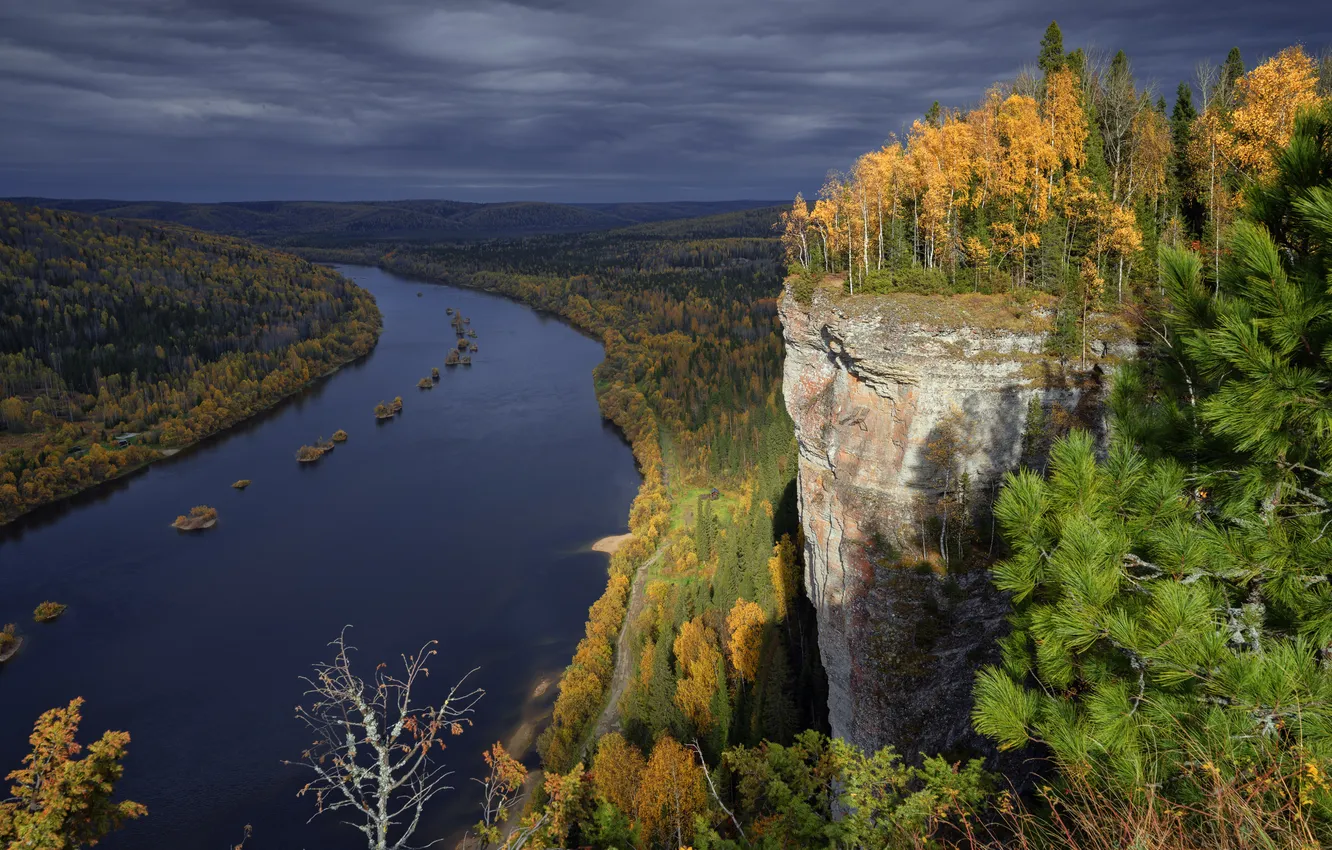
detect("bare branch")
(287, 627), (485, 850)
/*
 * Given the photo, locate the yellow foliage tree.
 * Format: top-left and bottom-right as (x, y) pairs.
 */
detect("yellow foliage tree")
(1043, 67), (1086, 173)
(1228, 45), (1320, 180)
(777, 194), (811, 270)
(673, 617), (722, 732)
(634, 735), (708, 849)
(767, 534), (800, 620)
(726, 599), (766, 683)
(592, 732), (646, 817)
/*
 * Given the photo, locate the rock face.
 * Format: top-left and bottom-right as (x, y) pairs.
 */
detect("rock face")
(781, 285), (1132, 761)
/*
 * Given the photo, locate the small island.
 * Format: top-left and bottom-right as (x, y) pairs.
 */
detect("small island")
(431, 367), (440, 380)
(375, 401), (395, 420)
(0, 624), (20, 663)
(232, 479), (251, 489)
(445, 350), (460, 366)
(461, 355), (472, 366)
(391, 396), (403, 413)
(446, 307), (454, 315)
(33, 601), (67, 623)
(417, 377), (433, 389)
(456, 338), (469, 350)
(296, 437), (335, 463)
(467, 329), (477, 339)
(332, 429), (348, 442)
(469, 342), (478, 352)
(172, 505), (218, 531)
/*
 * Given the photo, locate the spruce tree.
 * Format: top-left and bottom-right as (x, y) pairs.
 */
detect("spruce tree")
(1222, 46), (1245, 92)
(1170, 82), (1203, 234)
(925, 100), (941, 128)
(1038, 21), (1065, 76)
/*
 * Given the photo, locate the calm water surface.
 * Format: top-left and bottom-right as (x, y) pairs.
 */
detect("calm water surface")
(0, 266), (640, 849)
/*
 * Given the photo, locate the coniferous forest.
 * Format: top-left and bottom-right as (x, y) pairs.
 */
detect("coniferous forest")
(0, 202), (381, 523)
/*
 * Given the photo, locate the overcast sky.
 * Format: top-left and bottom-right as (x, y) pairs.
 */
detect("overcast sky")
(1, 0), (1329, 203)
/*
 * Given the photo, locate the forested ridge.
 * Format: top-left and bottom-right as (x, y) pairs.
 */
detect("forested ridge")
(5, 198), (785, 246)
(0, 202), (381, 524)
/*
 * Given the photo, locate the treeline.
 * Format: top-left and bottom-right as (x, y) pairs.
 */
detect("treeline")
(780, 25), (1330, 318)
(0, 203), (380, 523)
(11, 198), (785, 246)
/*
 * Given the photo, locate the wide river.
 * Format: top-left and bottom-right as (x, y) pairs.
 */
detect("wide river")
(0, 265), (641, 849)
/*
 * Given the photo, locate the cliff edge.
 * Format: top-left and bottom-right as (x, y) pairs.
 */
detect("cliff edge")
(781, 282), (1134, 761)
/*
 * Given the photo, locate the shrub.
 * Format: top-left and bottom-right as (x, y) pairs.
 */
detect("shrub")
(33, 601), (67, 623)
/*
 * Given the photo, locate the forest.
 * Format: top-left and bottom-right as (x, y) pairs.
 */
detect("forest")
(12, 24), (1332, 850)
(779, 29), (1332, 347)
(0, 202), (381, 524)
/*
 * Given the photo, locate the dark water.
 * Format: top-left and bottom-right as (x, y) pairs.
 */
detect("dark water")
(0, 266), (640, 849)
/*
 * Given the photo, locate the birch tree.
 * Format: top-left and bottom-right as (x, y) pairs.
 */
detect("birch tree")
(287, 629), (483, 850)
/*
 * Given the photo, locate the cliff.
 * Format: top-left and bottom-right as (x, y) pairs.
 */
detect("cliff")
(781, 282), (1134, 761)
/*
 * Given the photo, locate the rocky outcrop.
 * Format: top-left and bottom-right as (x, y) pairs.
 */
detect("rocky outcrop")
(781, 285), (1134, 761)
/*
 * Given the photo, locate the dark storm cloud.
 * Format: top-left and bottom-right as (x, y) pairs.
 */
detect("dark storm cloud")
(1, 0), (1329, 201)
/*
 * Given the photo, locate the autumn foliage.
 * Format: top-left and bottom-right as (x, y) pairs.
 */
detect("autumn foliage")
(783, 43), (1329, 312)
(633, 736), (708, 848)
(0, 203), (380, 524)
(725, 599), (766, 684)
(0, 699), (145, 849)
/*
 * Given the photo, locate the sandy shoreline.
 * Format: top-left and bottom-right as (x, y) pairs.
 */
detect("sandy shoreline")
(591, 533), (633, 554)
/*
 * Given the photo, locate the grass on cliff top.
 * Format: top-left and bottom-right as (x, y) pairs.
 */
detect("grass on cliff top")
(788, 273), (1137, 341)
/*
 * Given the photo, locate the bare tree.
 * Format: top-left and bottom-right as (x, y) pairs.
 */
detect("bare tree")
(286, 629), (483, 850)
(1194, 59), (1223, 282)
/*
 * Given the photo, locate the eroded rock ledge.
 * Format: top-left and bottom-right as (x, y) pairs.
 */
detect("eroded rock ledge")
(781, 284), (1134, 761)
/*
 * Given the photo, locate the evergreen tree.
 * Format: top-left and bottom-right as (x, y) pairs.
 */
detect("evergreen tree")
(695, 496), (716, 563)
(925, 100), (941, 127)
(646, 633), (681, 742)
(974, 103), (1332, 812)
(1065, 47), (1087, 83)
(1170, 82), (1203, 234)
(1223, 46), (1245, 92)
(1038, 21), (1065, 76)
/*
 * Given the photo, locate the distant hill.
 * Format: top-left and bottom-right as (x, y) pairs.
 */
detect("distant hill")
(4, 198), (786, 245)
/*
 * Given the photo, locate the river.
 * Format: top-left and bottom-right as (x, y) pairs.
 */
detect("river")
(0, 265), (641, 849)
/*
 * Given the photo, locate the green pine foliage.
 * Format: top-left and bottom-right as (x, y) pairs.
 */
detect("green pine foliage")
(974, 103), (1332, 825)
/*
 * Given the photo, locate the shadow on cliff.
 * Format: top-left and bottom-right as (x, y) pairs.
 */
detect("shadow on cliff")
(776, 475), (831, 737)
(847, 371), (1107, 779)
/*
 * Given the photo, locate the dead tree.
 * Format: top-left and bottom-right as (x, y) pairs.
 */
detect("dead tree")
(286, 628), (483, 850)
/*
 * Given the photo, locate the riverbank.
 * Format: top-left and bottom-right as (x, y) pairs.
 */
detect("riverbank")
(0, 266), (639, 850)
(591, 533), (633, 554)
(0, 333), (380, 528)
